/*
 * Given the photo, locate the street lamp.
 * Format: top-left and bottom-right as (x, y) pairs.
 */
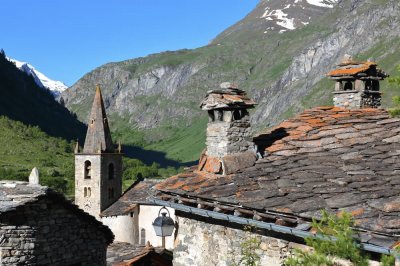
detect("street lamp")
(152, 206), (174, 248)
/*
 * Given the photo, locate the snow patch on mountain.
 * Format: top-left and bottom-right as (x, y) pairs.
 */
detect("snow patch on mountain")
(306, 0), (338, 8)
(262, 9), (295, 30)
(7, 58), (67, 97)
(260, 0), (338, 34)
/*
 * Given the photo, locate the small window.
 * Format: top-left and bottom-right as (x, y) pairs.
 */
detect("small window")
(217, 110), (223, 121)
(108, 163), (114, 180)
(344, 81), (353, 91)
(84, 187), (91, 198)
(233, 110), (241, 120)
(208, 110), (215, 122)
(372, 80), (380, 91)
(84, 161), (91, 179)
(91, 119), (94, 125)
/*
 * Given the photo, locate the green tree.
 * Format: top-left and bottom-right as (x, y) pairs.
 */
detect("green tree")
(285, 210), (369, 266)
(233, 225), (261, 266)
(285, 211), (398, 266)
(388, 65), (400, 117)
(388, 96), (400, 117)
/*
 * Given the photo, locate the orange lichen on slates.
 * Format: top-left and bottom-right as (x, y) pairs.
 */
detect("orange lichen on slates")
(296, 125), (314, 132)
(338, 208), (365, 217)
(274, 207), (293, 214)
(266, 143), (286, 153)
(328, 64), (370, 76)
(164, 179), (187, 190)
(330, 113), (352, 119)
(223, 94), (243, 102)
(279, 121), (304, 129)
(203, 157), (222, 173)
(303, 118), (324, 125)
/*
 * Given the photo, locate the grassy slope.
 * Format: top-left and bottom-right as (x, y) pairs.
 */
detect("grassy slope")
(0, 116), (75, 196)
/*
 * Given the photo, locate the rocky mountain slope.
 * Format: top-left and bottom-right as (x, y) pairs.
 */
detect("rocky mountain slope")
(62, 0), (400, 163)
(8, 58), (68, 97)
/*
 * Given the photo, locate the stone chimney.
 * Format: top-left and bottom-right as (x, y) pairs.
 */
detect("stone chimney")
(328, 55), (388, 109)
(198, 82), (257, 175)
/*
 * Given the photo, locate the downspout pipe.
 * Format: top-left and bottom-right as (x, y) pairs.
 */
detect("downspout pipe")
(150, 198), (394, 256)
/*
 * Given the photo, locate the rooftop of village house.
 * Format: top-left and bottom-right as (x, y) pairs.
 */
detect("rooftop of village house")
(0, 180), (114, 243)
(327, 55), (388, 79)
(107, 241), (172, 266)
(155, 106), (400, 247)
(101, 179), (161, 217)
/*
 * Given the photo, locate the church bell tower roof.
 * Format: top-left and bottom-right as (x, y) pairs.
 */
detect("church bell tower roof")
(83, 85), (114, 153)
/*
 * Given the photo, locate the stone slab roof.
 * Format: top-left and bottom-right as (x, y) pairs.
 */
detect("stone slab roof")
(327, 61), (387, 78)
(107, 242), (172, 266)
(155, 107), (400, 239)
(0, 180), (114, 244)
(101, 179), (161, 217)
(200, 84), (256, 111)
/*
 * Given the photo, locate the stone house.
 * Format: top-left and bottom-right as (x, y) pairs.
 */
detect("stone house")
(74, 85), (174, 250)
(152, 61), (400, 265)
(0, 180), (113, 265)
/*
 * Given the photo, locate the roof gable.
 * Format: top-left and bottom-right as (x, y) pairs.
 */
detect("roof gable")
(0, 181), (114, 244)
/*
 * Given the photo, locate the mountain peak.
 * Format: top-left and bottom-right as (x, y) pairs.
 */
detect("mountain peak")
(7, 57), (68, 97)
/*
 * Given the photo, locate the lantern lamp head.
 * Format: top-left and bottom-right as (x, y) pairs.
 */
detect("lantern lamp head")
(152, 206), (175, 237)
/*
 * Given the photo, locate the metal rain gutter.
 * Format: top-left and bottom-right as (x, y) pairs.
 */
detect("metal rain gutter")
(150, 198), (394, 256)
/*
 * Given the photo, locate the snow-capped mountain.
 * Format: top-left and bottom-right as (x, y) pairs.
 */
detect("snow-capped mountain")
(260, 0), (339, 33)
(7, 58), (67, 97)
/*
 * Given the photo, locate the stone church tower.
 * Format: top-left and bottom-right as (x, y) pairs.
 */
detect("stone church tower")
(75, 85), (122, 219)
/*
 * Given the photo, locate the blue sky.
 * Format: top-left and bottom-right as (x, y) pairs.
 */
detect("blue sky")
(1, 0), (258, 86)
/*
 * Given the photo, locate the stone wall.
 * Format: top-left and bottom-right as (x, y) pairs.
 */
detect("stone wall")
(173, 215), (290, 266)
(0, 197), (109, 265)
(173, 214), (383, 266)
(333, 90), (381, 109)
(206, 118), (254, 158)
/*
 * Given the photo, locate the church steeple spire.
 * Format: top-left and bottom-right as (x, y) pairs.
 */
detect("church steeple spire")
(83, 85), (114, 153)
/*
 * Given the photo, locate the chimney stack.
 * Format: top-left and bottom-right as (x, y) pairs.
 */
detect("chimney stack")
(328, 55), (388, 109)
(198, 82), (257, 175)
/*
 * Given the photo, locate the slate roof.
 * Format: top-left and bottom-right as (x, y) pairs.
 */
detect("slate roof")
(155, 107), (400, 241)
(200, 86), (256, 110)
(102, 179), (161, 217)
(107, 242), (172, 266)
(0, 180), (114, 244)
(327, 60), (388, 79)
